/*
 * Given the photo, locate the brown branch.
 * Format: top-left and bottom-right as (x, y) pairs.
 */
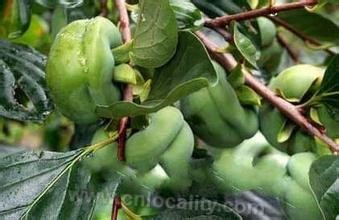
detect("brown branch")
(276, 33), (299, 63)
(205, 18), (233, 43)
(115, 0), (132, 43)
(268, 16), (335, 56)
(196, 31), (339, 154)
(204, 0), (318, 27)
(115, 0), (133, 162)
(111, 197), (122, 220)
(212, 27), (233, 43)
(99, 0), (109, 17)
(113, 0), (133, 218)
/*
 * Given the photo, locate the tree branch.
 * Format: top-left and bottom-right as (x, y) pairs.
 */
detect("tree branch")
(115, 0), (133, 162)
(111, 197), (122, 220)
(115, 0), (132, 43)
(113, 0), (133, 218)
(204, 0), (318, 27)
(196, 31), (339, 154)
(276, 33), (299, 63)
(268, 16), (335, 56)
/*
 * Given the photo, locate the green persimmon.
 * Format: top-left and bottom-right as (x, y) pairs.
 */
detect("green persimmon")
(126, 107), (186, 170)
(159, 122), (195, 190)
(260, 64), (338, 154)
(280, 153), (321, 220)
(257, 17), (276, 47)
(259, 102), (318, 153)
(125, 106), (194, 191)
(46, 17), (122, 124)
(286, 153), (316, 189)
(256, 17), (283, 75)
(257, 39), (283, 73)
(211, 134), (321, 220)
(87, 107), (195, 195)
(269, 65), (323, 103)
(119, 165), (170, 198)
(88, 129), (169, 197)
(181, 62), (258, 147)
(212, 133), (289, 195)
(85, 128), (132, 175)
(282, 178), (320, 220)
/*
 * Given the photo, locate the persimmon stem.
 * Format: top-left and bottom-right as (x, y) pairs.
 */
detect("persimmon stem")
(111, 197), (122, 220)
(276, 34), (299, 63)
(196, 31), (339, 154)
(115, 0), (133, 162)
(268, 16), (335, 56)
(113, 0), (133, 219)
(204, 0), (318, 27)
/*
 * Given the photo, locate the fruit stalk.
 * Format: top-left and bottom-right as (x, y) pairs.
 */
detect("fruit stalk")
(113, 0), (133, 219)
(115, 0), (133, 161)
(195, 31), (339, 154)
(276, 34), (299, 63)
(204, 0), (318, 27)
(111, 197), (122, 220)
(267, 16), (335, 56)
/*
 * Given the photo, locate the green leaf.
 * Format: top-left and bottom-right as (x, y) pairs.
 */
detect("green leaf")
(28, 164), (97, 220)
(35, 0), (84, 9)
(277, 9), (339, 46)
(113, 64), (139, 85)
(306, 0), (338, 12)
(0, 149), (89, 219)
(56, 165), (97, 219)
(310, 107), (323, 126)
(130, 0), (178, 68)
(169, 0), (204, 30)
(236, 85), (261, 106)
(11, 15), (50, 48)
(0, 40), (53, 122)
(0, 0), (32, 39)
(97, 31), (217, 119)
(0, 145), (19, 155)
(318, 55), (339, 95)
(154, 200), (241, 220)
(316, 55), (339, 120)
(309, 155), (339, 220)
(232, 22), (259, 68)
(277, 121), (296, 143)
(227, 64), (245, 89)
(111, 41), (133, 65)
(247, 0), (259, 9)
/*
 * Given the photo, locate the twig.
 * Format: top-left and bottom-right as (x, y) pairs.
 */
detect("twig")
(115, 0), (133, 161)
(212, 27), (233, 43)
(195, 31), (339, 153)
(204, 0), (318, 27)
(268, 16), (335, 56)
(112, 0), (133, 219)
(115, 0), (132, 43)
(205, 18), (233, 43)
(111, 197), (122, 220)
(276, 33), (299, 63)
(99, 0), (109, 17)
